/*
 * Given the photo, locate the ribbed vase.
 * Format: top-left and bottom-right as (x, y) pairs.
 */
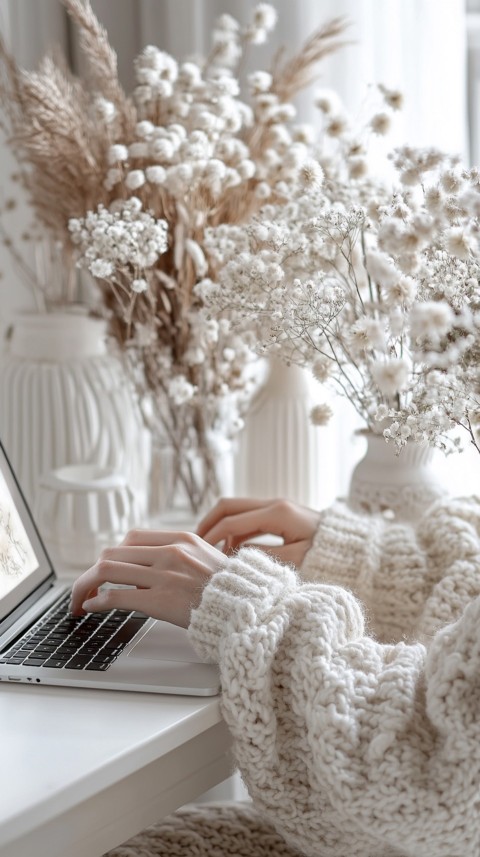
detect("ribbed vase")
(234, 358), (322, 507)
(35, 464), (137, 570)
(348, 431), (447, 522)
(0, 312), (150, 518)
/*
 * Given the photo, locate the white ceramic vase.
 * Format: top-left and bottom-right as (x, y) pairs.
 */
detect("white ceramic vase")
(0, 312), (150, 518)
(35, 464), (136, 570)
(348, 431), (447, 522)
(234, 358), (322, 507)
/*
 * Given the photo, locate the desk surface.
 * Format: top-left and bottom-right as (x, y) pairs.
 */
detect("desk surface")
(0, 682), (232, 857)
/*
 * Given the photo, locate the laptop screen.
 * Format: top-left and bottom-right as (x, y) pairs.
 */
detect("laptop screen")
(0, 441), (54, 622)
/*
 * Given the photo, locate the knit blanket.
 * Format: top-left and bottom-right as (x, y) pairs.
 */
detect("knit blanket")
(103, 802), (300, 857)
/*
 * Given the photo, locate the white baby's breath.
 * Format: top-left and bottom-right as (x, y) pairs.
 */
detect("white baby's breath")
(93, 97), (116, 124)
(371, 358), (409, 397)
(201, 87), (480, 456)
(409, 301), (455, 343)
(69, 200), (168, 292)
(145, 165), (166, 184)
(378, 84), (404, 111)
(444, 227), (476, 261)
(168, 375), (196, 406)
(370, 112), (391, 135)
(132, 278), (148, 293)
(252, 3), (278, 31)
(310, 403), (333, 426)
(125, 170), (146, 190)
(108, 144), (128, 164)
(90, 259), (113, 278)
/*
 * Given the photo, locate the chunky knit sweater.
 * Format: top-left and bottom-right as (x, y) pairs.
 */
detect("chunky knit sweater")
(188, 497), (480, 857)
(106, 497), (480, 857)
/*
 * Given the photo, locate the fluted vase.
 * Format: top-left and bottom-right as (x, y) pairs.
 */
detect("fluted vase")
(234, 358), (322, 507)
(0, 311), (150, 519)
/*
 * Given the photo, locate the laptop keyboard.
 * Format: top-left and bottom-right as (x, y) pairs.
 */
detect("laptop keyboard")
(0, 593), (148, 671)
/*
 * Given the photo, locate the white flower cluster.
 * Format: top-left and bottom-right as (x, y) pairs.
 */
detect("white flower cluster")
(201, 198), (347, 359)
(69, 198), (168, 285)
(98, 7), (333, 215)
(203, 88), (480, 453)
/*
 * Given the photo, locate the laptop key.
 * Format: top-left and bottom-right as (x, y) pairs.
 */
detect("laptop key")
(89, 653), (114, 663)
(65, 656), (92, 669)
(86, 661), (111, 670)
(15, 649), (45, 658)
(33, 654), (56, 663)
(43, 659), (67, 669)
(80, 645), (100, 655)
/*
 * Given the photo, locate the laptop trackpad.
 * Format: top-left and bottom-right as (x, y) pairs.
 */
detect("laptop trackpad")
(127, 619), (206, 663)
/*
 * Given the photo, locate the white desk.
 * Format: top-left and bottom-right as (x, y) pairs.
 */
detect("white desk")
(0, 682), (233, 857)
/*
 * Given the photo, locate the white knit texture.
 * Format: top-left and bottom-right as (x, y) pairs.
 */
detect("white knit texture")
(104, 802), (299, 857)
(187, 498), (480, 857)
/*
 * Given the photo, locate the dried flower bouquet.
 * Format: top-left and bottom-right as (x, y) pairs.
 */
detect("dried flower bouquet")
(0, 1), (347, 512)
(202, 93), (480, 456)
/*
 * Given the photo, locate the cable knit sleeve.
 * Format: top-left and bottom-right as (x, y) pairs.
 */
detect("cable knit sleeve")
(300, 500), (389, 591)
(300, 501), (436, 641)
(300, 498), (480, 644)
(188, 536), (480, 857)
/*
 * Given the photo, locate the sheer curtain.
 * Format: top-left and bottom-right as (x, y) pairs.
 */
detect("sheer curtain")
(83, 0), (467, 154)
(0, 0), (473, 500)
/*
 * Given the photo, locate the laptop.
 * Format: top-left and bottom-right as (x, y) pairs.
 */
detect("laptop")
(0, 440), (220, 695)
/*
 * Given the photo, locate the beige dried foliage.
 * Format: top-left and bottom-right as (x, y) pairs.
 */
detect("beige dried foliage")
(60, 0), (132, 118)
(271, 16), (350, 103)
(0, 22), (141, 252)
(0, 2), (347, 241)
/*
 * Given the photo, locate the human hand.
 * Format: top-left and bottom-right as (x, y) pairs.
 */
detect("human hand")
(69, 529), (225, 628)
(196, 497), (321, 567)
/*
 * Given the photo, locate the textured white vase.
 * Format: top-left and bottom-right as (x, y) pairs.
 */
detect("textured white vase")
(35, 464), (136, 570)
(234, 358), (322, 506)
(348, 431), (447, 522)
(0, 312), (150, 518)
